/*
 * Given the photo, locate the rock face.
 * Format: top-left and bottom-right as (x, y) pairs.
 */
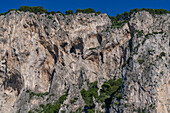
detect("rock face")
(0, 11), (169, 113)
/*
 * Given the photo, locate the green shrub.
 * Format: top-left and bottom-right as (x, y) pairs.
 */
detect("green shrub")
(28, 110), (33, 113)
(98, 78), (122, 102)
(160, 52), (166, 57)
(107, 8), (170, 30)
(80, 81), (98, 108)
(76, 8), (95, 14)
(1, 7), (169, 18)
(29, 91), (68, 113)
(0, 6), (55, 16)
(88, 46), (99, 50)
(70, 97), (78, 104)
(48, 16), (53, 19)
(96, 11), (101, 15)
(114, 102), (119, 106)
(138, 59), (144, 64)
(87, 109), (95, 113)
(26, 90), (49, 99)
(101, 83), (111, 92)
(142, 33), (153, 45)
(51, 11), (55, 15)
(26, 89), (31, 93)
(19, 6), (48, 14)
(0, 9), (17, 16)
(111, 20), (128, 28)
(136, 30), (143, 38)
(142, 38), (147, 45)
(81, 78), (122, 111)
(56, 11), (65, 16)
(65, 10), (74, 15)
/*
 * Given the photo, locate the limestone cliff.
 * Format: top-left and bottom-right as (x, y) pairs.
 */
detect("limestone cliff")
(0, 10), (169, 113)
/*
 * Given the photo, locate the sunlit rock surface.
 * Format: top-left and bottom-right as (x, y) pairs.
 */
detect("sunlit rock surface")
(0, 11), (169, 113)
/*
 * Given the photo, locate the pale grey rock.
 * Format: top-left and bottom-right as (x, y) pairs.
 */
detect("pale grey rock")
(0, 11), (169, 113)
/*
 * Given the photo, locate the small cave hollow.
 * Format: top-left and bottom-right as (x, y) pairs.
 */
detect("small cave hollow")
(97, 34), (102, 45)
(74, 37), (84, 55)
(70, 46), (76, 54)
(47, 45), (58, 64)
(100, 52), (104, 63)
(70, 37), (84, 56)
(4, 70), (24, 96)
(61, 42), (68, 49)
(54, 45), (59, 64)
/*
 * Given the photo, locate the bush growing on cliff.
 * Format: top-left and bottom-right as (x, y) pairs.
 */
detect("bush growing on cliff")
(80, 81), (98, 108)
(96, 11), (101, 14)
(65, 10), (74, 15)
(111, 8), (170, 22)
(108, 8), (170, 29)
(0, 6), (57, 15)
(97, 78), (122, 104)
(138, 59), (144, 64)
(29, 91), (68, 113)
(80, 78), (122, 111)
(0, 9), (17, 16)
(160, 52), (166, 57)
(1, 7), (169, 18)
(51, 11), (56, 15)
(19, 6), (48, 14)
(76, 8), (96, 14)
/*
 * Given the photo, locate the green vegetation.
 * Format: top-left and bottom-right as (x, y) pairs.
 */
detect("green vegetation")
(114, 102), (119, 106)
(18, 6), (48, 14)
(76, 8), (102, 16)
(108, 8), (170, 29)
(153, 31), (164, 34)
(48, 16), (53, 19)
(80, 78), (122, 112)
(142, 31), (164, 45)
(89, 46), (100, 50)
(29, 91), (68, 113)
(160, 52), (166, 57)
(111, 20), (128, 28)
(26, 90), (49, 99)
(71, 107), (83, 113)
(0, 7), (102, 16)
(145, 33), (153, 38)
(65, 10), (74, 15)
(76, 8), (95, 14)
(138, 59), (144, 64)
(96, 11), (102, 15)
(148, 50), (155, 53)
(137, 107), (145, 113)
(80, 81), (98, 108)
(0, 6), (61, 16)
(70, 97), (78, 104)
(136, 30), (144, 38)
(97, 78), (122, 103)
(0, 9), (17, 16)
(157, 52), (166, 59)
(110, 8), (170, 21)
(28, 110), (33, 113)
(142, 33), (153, 45)
(1, 6), (169, 20)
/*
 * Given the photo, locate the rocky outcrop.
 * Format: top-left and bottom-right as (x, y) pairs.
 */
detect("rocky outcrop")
(0, 10), (169, 113)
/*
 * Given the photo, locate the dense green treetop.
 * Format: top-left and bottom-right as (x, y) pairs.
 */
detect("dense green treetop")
(65, 10), (74, 15)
